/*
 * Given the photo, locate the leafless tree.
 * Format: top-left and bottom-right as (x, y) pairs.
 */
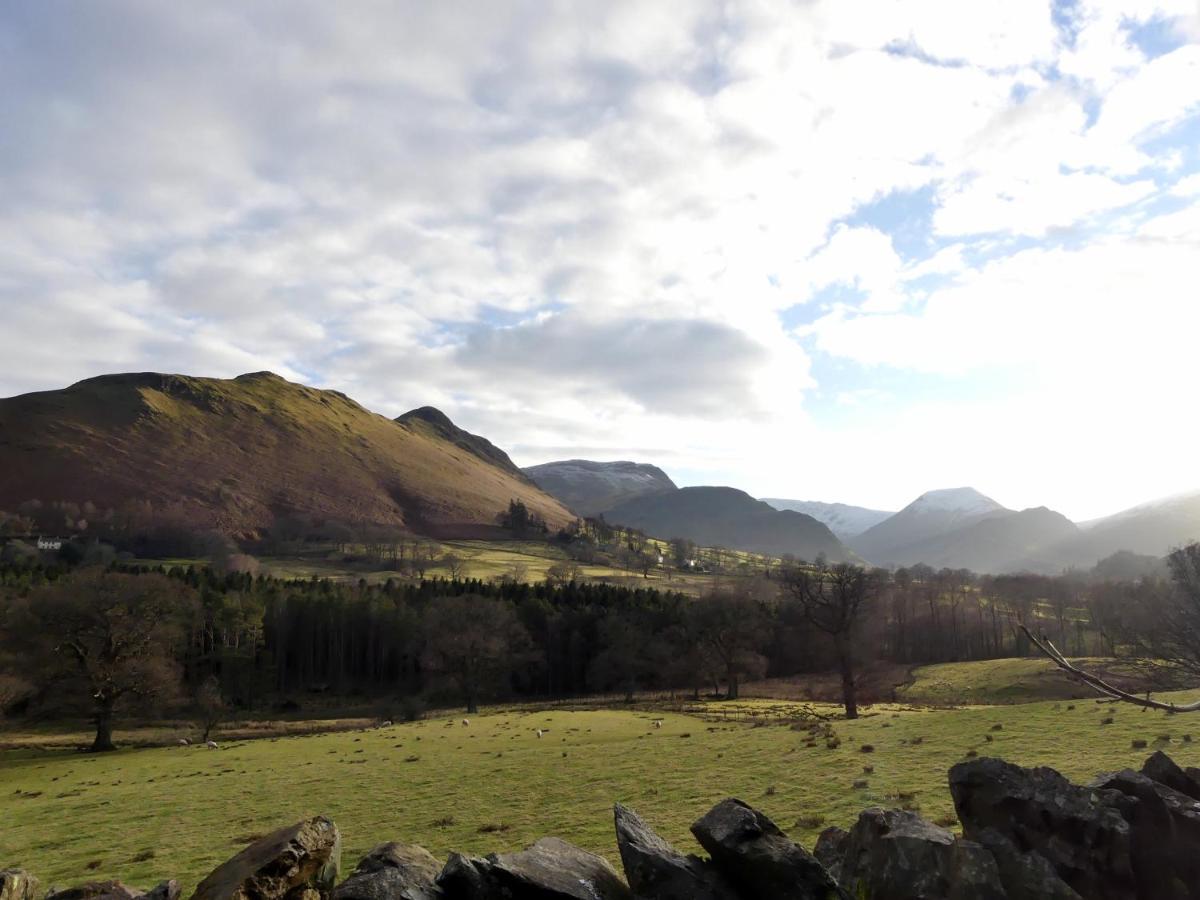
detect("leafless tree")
(2, 570), (198, 751)
(422, 594), (531, 713)
(781, 563), (881, 719)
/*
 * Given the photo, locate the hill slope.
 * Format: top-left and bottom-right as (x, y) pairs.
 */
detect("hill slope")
(604, 486), (848, 560)
(1062, 490), (1200, 564)
(760, 499), (893, 540)
(0, 372), (572, 537)
(850, 487), (1009, 567)
(523, 459), (677, 517)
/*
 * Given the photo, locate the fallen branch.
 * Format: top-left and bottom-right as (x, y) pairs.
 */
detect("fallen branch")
(1019, 623), (1200, 713)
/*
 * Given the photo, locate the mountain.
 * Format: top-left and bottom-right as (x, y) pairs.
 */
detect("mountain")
(902, 506), (1080, 573)
(1045, 490), (1200, 568)
(760, 499), (893, 540)
(523, 459), (676, 517)
(604, 486), (848, 560)
(0, 371), (572, 538)
(850, 487), (1009, 566)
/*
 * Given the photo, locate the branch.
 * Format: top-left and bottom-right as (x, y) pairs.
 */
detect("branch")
(1020, 623), (1200, 713)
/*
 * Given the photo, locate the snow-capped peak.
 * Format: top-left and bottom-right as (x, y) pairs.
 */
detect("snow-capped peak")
(906, 487), (1006, 516)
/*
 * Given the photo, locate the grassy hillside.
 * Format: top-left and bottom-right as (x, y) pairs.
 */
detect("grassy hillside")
(3, 695), (1198, 893)
(0, 372), (572, 538)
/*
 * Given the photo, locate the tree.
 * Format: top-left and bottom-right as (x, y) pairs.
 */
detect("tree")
(195, 674), (228, 742)
(587, 613), (664, 701)
(1, 570), (198, 751)
(781, 563), (879, 719)
(442, 553), (466, 580)
(1024, 542), (1200, 713)
(690, 588), (769, 700)
(422, 595), (531, 713)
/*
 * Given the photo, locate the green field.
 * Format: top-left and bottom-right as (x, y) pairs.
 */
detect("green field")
(895, 657), (1150, 705)
(4, 687), (1200, 894)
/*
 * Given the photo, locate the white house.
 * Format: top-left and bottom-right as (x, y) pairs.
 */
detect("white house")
(36, 537), (63, 551)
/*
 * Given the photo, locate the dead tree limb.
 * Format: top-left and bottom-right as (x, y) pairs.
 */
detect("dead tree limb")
(1019, 623), (1200, 713)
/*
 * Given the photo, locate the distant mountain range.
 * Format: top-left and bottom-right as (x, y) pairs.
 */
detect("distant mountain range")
(604, 486), (848, 561)
(760, 499), (893, 540)
(0, 372), (573, 538)
(521, 460), (675, 517)
(525, 461), (848, 560)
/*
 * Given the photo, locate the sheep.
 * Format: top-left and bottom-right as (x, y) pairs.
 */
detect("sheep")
(461, 718), (470, 727)
(177, 738), (190, 746)
(536, 729), (544, 738)
(205, 740), (218, 749)
(653, 720), (663, 728)
(380, 720), (393, 728)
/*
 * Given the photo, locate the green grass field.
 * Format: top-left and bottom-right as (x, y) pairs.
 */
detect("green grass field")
(895, 657), (1151, 704)
(4, 688), (1200, 894)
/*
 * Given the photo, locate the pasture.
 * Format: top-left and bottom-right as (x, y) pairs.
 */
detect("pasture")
(4, 688), (1200, 894)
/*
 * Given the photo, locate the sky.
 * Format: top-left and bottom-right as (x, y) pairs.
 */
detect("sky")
(2, 1), (1199, 522)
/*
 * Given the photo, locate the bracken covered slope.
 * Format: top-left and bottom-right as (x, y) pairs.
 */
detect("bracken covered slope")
(0, 372), (573, 538)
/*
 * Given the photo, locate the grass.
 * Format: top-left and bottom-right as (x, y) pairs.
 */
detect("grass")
(4, 691), (1200, 894)
(896, 657), (1150, 705)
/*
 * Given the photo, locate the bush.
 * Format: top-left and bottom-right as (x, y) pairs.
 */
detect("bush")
(399, 695), (426, 722)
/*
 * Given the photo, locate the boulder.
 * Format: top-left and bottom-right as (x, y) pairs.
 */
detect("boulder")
(966, 829), (1080, 900)
(434, 854), (494, 900)
(331, 844), (442, 900)
(0, 870), (40, 900)
(437, 840), (629, 900)
(487, 838), (630, 900)
(189, 817), (341, 900)
(834, 808), (1005, 900)
(690, 799), (846, 900)
(612, 804), (736, 900)
(1091, 768), (1200, 899)
(1141, 751), (1200, 802)
(812, 827), (847, 876)
(46, 882), (143, 900)
(144, 883), (181, 900)
(949, 757), (1135, 900)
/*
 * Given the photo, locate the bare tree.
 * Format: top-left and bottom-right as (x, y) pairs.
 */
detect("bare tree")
(1023, 542), (1200, 713)
(422, 595), (531, 713)
(782, 563), (880, 719)
(442, 553), (466, 580)
(690, 588), (769, 700)
(1, 570), (198, 751)
(195, 674), (228, 742)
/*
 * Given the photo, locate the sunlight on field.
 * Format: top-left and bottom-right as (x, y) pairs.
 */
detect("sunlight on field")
(5, 693), (1200, 893)
(897, 657), (1146, 704)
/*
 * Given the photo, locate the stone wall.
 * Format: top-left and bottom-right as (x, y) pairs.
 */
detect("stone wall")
(5, 751), (1200, 900)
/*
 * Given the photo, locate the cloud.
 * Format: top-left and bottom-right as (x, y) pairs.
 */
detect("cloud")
(0, 0), (1198, 519)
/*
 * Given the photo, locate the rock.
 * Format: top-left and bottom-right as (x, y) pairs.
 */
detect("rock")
(189, 817), (341, 900)
(1091, 768), (1200, 899)
(487, 838), (630, 900)
(1141, 751), (1200, 801)
(332, 844), (442, 900)
(0, 870), (40, 900)
(968, 829), (1081, 900)
(434, 854), (494, 899)
(812, 827), (847, 876)
(143, 883), (180, 900)
(437, 840), (629, 900)
(612, 803), (736, 900)
(949, 757), (1135, 900)
(46, 882), (143, 900)
(690, 799), (846, 900)
(834, 808), (1005, 900)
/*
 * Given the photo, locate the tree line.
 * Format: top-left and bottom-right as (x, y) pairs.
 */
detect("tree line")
(1, 544), (1196, 751)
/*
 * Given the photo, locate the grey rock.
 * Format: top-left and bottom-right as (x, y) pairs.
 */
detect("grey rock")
(0, 870), (40, 900)
(46, 882), (142, 900)
(1092, 768), (1200, 899)
(690, 799), (846, 900)
(1141, 751), (1200, 801)
(812, 827), (847, 877)
(835, 808), (1004, 900)
(333, 844), (442, 900)
(143, 882), (180, 900)
(488, 838), (630, 900)
(968, 829), (1080, 900)
(189, 817), (341, 900)
(612, 804), (736, 900)
(435, 854), (494, 900)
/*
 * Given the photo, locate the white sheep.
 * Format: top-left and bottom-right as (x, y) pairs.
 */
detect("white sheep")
(461, 718), (470, 727)
(653, 720), (663, 729)
(380, 720), (393, 728)
(536, 729), (544, 738)
(205, 740), (218, 749)
(177, 738), (190, 746)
